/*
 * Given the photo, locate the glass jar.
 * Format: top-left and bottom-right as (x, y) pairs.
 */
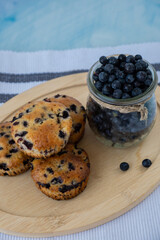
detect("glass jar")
(86, 55), (158, 148)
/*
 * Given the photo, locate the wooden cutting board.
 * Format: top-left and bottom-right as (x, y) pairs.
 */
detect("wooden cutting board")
(0, 72), (160, 237)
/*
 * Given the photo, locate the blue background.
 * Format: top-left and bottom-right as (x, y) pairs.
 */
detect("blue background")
(0, 0), (160, 51)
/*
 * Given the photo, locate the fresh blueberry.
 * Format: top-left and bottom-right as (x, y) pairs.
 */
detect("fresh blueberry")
(122, 93), (131, 99)
(120, 162), (129, 171)
(118, 71), (125, 79)
(145, 79), (152, 86)
(99, 56), (108, 65)
(135, 62), (144, 71)
(119, 62), (126, 70)
(136, 71), (147, 82)
(93, 74), (99, 81)
(124, 63), (135, 74)
(104, 64), (114, 74)
(134, 81), (142, 88)
(131, 88), (142, 97)
(126, 74), (135, 83)
(108, 74), (116, 83)
(142, 159), (152, 168)
(102, 84), (112, 96)
(119, 78), (125, 85)
(146, 69), (152, 75)
(137, 60), (148, 69)
(112, 80), (122, 89)
(108, 57), (119, 66)
(95, 67), (103, 74)
(94, 81), (103, 91)
(123, 83), (133, 93)
(99, 72), (108, 83)
(126, 55), (135, 63)
(113, 89), (122, 99)
(135, 54), (142, 61)
(118, 54), (126, 62)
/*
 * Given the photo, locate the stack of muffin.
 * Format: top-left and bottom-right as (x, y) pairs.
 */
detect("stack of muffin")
(0, 94), (90, 200)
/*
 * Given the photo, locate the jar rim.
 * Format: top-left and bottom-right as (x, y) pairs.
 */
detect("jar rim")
(87, 54), (158, 106)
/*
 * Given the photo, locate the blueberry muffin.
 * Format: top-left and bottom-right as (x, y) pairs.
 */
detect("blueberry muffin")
(11, 101), (72, 158)
(0, 122), (31, 176)
(31, 144), (90, 200)
(43, 94), (86, 143)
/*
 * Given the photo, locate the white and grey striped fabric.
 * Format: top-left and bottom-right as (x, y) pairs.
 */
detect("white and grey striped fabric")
(0, 42), (160, 240)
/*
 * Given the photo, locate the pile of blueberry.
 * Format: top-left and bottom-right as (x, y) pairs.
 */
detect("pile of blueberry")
(93, 54), (153, 99)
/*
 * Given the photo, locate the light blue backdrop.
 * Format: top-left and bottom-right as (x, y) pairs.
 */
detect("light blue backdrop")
(0, 0), (160, 51)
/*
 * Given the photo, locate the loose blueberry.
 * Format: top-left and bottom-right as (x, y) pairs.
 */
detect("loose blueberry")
(134, 81), (142, 88)
(124, 63), (135, 74)
(145, 79), (152, 86)
(123, 83), (133, 93)
(108, 74), (116, 83)
(126, 74), (135, 83)
(99, 56), (108, 65)
(142, 159), (152, 168)
(118, 71), (125, 79)
(94, 81), (103, 91)
(95, 67), (103, 74)
(138, 60), (148, 69)
(99, 72), (108, 83)
(136, 71), (147, 82)
(126, 55), (135, 63)
(108, 56), (119, 66)
(122, 93), (131, 99)
(93, 74), (99, 81)
(102, 84), (112, 96)
(113, 89), (122, 99)
(131, 88), (142, 97)
(112, 80), (122, 90)
(135, 62), (144, 71)
(120, 162), (129, 171)
(118, 54), (126, 62)
(135, 54), (142, 61)
(104, 64), (114, 74)
(119, 62), (126, 70)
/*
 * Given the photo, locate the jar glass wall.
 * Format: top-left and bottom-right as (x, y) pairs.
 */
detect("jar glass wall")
(86, 56), (158, 148)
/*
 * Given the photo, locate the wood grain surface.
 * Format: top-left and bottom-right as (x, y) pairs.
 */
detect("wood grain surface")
(0, 72), (160, 237)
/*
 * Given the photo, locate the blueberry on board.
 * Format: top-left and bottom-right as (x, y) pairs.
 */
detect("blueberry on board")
(131, 88), (142, 97)
(126, 55), (135, 63)
(112, 80), (122, 89)
(119, 62), (126, 70)
(104, 64), (115, 74)
(126, 74), (135, 83)
(124, 63), (135, 74)
(123, 83), (133, 93)
(99, 72), (108, 83)
(95, 67), (103, 74)
(108, 57), (119, 66)
(99, 56), (108, 65)
(118, 54), (126, 62)
(145, 79), (152, 86)
(142, 159), (152, 168)
(122, 93), (131, 99)
(108, 74), (116, 83)
(93, 74), (99, 81)
(136, 71), (147, 82)
(135, 54), (142, 61)
(120, 162), (129, 171)
(102, 84), (112, 96)
(94, 81), (103, 91)
(113, 89), (122, 99)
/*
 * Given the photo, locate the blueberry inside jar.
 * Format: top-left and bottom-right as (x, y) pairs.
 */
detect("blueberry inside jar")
(86, 54), (158, 148)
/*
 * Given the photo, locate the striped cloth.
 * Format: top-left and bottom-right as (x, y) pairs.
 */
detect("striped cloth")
(0, 42), (160, 240)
